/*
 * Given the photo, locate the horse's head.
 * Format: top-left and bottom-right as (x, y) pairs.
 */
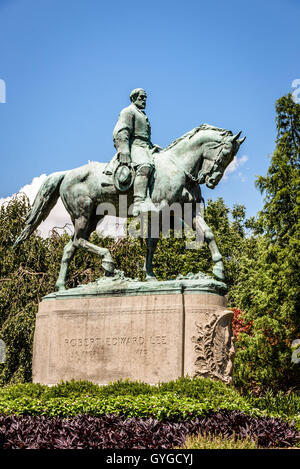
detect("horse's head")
(198, 129), (246, 189)
(161, 123), (246, 189)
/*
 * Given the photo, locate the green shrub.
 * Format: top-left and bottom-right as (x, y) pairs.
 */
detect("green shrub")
(0, 377), (265, 419)
(0, 392), (262, 420)
(0, 376), (250, 402)
(0, 378), (298, 431)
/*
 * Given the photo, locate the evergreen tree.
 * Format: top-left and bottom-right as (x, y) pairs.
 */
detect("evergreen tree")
(230, 94), (300, 392)
(256, 93), (300, 243)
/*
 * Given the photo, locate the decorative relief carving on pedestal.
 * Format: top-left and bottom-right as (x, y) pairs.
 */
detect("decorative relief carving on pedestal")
(192, 310), (235, 384)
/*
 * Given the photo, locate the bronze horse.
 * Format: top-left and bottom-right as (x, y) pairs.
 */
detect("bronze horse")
(14, 124), (245, 290)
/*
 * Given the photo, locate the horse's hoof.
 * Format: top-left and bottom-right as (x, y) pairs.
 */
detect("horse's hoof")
(104, 271), (115, 278)
(56, 283), (66, 292)
(145, 274), (158, 282)
(212, 263), (225, 281)
(102, 261), (115, 275)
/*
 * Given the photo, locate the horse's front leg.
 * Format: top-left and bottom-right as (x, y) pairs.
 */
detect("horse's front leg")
(75, 238), (115, 275)
(194, 213), (225, 281)
(144, 236), (159, 280)
(143, 215), (159, 281)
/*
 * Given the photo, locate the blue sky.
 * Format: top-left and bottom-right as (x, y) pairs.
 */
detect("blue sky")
(0, 0), (299, 218)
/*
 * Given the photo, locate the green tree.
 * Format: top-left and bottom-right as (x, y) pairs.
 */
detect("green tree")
(256, 93), (299, 243)
(230, 93), (300, 392)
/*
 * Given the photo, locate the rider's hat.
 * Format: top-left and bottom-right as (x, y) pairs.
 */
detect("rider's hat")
(113, 163), (135, 192)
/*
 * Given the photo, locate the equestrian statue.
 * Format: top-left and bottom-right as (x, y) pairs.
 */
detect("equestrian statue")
(14, 88), (246, 291)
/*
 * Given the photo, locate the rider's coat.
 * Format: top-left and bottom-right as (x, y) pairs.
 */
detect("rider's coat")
(113, 103), (153, 167)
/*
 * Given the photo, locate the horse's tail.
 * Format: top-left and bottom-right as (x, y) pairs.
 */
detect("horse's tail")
(13, 171), (67, 247)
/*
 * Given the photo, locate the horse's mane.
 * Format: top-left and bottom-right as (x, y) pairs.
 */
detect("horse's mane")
(164, 123), (233, 152)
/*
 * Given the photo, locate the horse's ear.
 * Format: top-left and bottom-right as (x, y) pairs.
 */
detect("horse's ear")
(231, 131), (242, 142)
(238, 136), (246, 144)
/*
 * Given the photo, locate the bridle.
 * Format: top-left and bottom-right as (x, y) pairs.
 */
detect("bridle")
(167, 142), (227, 185)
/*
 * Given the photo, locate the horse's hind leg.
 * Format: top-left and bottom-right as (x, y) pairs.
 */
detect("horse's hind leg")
(55, 214), (115, 292)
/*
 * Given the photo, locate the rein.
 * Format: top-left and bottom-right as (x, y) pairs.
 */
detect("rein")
(169, 156), (202, 183)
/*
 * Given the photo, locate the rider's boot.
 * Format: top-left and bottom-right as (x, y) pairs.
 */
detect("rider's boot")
(132, 165), (157, 217)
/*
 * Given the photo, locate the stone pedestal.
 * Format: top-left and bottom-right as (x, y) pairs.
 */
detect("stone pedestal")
(32, 274), (234, 385)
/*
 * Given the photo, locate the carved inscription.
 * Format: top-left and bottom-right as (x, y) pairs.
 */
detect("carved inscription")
(64, 335), (168, 362)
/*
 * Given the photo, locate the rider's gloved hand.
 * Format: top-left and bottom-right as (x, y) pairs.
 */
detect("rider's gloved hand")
(119, 152), (131, 165)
